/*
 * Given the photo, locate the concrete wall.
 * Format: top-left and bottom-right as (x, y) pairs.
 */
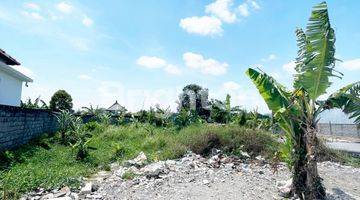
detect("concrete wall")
(0, 104), (58, 151)
(318, 123), (360, 138)
(0, 62), (23, 106)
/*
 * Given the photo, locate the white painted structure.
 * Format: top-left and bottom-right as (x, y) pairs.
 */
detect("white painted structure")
(0, 50), (32, 106)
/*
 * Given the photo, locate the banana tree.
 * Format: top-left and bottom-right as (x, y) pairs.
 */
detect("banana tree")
(246, 2), (359, 199)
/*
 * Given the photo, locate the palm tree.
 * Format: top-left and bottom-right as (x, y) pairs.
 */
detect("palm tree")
(246, 2), (359, 199)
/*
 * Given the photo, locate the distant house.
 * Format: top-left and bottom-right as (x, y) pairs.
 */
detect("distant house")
(0, 49), (33, 106)
(106, 101), (126, 115)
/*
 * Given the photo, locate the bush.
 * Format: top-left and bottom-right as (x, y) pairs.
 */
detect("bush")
(49, 90), (73, 112)
(178, 125), (278, 158)
(83, 121), (104, 133)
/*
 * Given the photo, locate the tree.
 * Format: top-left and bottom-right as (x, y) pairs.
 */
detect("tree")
(178, 84), (210, 119)
(50, 90), (73, 112)
(246, 2), (359, 199)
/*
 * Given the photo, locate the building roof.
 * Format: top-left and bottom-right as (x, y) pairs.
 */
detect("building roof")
(107, 101), (126, 112)
(0, 49), (33, 83)
(0, 49), (21, 65)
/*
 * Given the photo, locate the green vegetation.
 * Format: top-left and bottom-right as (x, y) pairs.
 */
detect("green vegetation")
(0, 123), (279, 199)
(246, 2), (360, 199)
(49, 90), (73, 112)
(20, 96), (48, 109)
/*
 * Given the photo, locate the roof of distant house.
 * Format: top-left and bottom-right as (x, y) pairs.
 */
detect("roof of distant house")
(0, 49), (21, 65)
(0, 49), (33, 82)
(107, 101), (126, 111)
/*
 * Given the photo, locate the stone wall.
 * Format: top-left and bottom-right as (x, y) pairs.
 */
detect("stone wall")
(0, 104), (58, 151)
(318, 123), (360, 138)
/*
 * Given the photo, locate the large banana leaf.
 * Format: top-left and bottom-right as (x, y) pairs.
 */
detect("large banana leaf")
(294, 2), (339, 100)
(323, 82), (360, 124)
(246, 68), (291, 113)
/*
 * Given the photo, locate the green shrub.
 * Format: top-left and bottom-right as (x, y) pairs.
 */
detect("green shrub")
(178, 125), (278, 158)
(84, 121), (103, 132)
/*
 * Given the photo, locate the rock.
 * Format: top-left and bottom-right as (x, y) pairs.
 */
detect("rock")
(53, 186), (70, 198)
(208, 155), (221, 168)
(114, 167), (126, 177)
(86, 193), (103, 199)
(210, 148), (221, 156)
(165, 160), (177, 171)
(41, 193), (55, 200)
(80, 182), (93, 195)
(141, 161), (168, 178)
(124, 152), (147, 168)
(202, 179), (210, 185)
(127, 166), (142, 175)
(70, 193), (79, 200)
(277, 179), (293, 198)
(239, 151), (250, 159)
(220, 156), (232, 164)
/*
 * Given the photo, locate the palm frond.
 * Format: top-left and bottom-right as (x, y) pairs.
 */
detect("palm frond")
(246, 68), (291, 113)
(294, 2), (341, 100)
(323, 82), (360, 124)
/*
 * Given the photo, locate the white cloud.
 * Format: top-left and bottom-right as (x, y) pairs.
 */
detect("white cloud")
(340, 58), (360, 71)
(22, 11), (44, 21)
(183, 52), (228, 76)
(283, 61), (296, 74)
(136, 56), (167, 69)
(137, 56), (182, 75)
(82, 16), (93, 27)
(223, 81), (240, 90)
(56, 2), (73, 14)
(78, 74), (92, 80)
(205, 0), (236, 23)
(179, 16), (223, 36)
(249, 0), (260, 10)
(24, 3), (40, 11)
(164, 64), (182, 75)
(238, 3), (249, 17)
(238, 0), (260, 17)
(261, 54), (277, 62)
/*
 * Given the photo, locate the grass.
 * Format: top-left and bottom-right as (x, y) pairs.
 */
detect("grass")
(0, 123), (358, 199)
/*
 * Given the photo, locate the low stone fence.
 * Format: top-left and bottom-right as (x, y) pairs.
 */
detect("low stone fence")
(0, 104), (58, 151)
(318, 122), (360, 138)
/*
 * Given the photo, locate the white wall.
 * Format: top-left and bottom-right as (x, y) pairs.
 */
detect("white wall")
(0, 69), (23, 106)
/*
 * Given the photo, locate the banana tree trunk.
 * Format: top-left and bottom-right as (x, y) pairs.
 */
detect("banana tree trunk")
(304, 126), (326, 199)
(291, 125), (326, 199)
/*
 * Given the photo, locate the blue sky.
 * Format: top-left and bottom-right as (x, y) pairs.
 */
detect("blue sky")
(0, 0), (359, 113)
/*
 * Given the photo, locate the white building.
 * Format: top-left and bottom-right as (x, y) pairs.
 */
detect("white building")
(0, 49), (33, 106)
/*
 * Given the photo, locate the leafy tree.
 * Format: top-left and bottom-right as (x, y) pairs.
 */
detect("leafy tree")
(246, 2), (359, 199)
(178, 84), (210, 119)
(50, 90), (73, 112)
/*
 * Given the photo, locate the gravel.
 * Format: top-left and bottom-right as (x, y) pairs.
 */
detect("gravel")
(23, 151), (360, 200)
